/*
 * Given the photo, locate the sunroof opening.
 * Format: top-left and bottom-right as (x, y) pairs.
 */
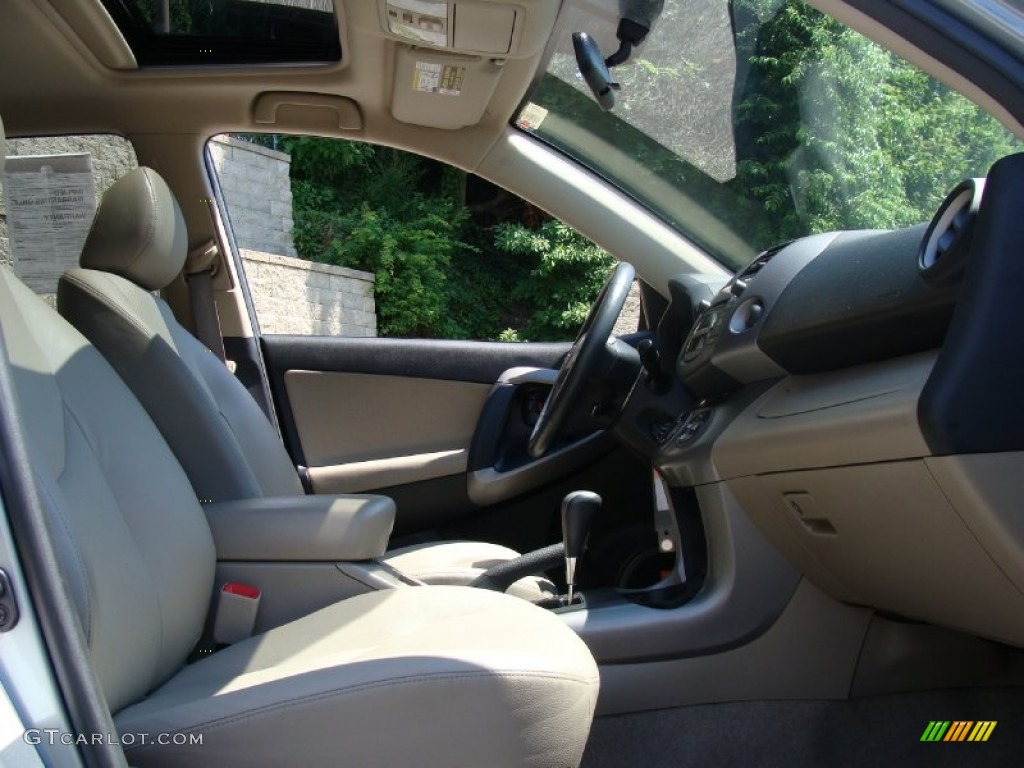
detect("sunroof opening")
(99, 0), (341, 66)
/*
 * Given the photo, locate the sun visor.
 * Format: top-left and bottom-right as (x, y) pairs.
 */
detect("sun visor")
(391, 47), (503, 129)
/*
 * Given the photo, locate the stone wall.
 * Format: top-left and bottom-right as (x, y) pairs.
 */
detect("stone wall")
(613, 281), (642, 336)
(208, 136), (297, 258)
(2, 133), (379, 337)
(242, 249), (377, 337)
(213, 137), (378, 337)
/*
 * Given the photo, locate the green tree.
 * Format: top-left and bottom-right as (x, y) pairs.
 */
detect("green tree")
(495, 221), (616, 341)
(271, 133), (615, 341)
(731, 0), (1020, 243)
(278, 137), (472, 337)
(337, 202), (465, 337)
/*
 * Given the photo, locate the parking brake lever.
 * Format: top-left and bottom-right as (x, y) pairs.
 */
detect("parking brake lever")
(562, 491), (601, 605)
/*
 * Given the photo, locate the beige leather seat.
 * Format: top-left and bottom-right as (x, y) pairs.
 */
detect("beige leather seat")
(0, 116), (598, 766)
(57, 167), (554, 601)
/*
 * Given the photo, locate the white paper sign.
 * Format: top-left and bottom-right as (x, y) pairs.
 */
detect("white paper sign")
(4, 153), (96, 294)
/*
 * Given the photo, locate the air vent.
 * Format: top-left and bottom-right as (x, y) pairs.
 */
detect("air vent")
(919, 178), (985, 285)
(738, 242), (790, 280)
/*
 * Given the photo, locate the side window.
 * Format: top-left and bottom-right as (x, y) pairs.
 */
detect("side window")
(0, 135), (138, 303)
(208, 133), (636, 341)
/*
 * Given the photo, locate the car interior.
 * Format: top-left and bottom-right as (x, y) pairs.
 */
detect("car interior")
(2, 0), (1024, 767)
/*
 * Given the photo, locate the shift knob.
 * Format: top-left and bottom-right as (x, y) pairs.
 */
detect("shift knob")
(561, 491), (601, 604)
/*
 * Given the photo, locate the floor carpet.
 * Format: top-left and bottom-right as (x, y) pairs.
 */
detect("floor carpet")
(583, 686), (1024, 767)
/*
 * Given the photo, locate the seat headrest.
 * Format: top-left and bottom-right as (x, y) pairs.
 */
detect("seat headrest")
(80, 167), (187, 291)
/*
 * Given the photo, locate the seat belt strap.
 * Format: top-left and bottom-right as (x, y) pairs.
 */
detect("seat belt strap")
(185, 240), (227, 363)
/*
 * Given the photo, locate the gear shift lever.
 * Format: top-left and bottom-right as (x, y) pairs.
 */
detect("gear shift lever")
(561, 491), (600, 605)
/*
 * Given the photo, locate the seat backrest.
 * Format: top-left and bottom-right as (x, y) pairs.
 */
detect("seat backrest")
(0, 118), (215, 712)
(58, 167), (303, 503)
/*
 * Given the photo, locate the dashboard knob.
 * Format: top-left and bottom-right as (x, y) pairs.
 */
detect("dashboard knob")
(729, 298), (765, 333)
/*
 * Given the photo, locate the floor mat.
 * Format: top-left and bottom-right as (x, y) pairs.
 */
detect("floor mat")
(583, 686), (1024, 767)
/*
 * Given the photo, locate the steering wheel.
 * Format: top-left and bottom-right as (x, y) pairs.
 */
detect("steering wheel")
(528, 261), (635, 458)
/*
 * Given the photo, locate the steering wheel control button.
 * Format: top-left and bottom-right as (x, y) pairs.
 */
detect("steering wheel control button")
(728, 279), (748, 296)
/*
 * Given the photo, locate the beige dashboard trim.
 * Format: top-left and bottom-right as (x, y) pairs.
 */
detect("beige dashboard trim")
(730, 461), (1024, 647)
(927, 453), (1024, 597)
(309, 449), (468, 494)
(712, 352), (935, 479)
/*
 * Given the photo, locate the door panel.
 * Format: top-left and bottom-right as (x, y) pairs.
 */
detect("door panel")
(264, 337), (570, 460)
(263, 334), (655, 557)
(310, 449), (471, 495)
(264, 336), (571, 384)
(285, 371), (491, 493)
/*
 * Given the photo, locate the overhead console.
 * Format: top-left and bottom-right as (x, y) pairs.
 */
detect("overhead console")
(379, 0), (558, 128)
(382, 0), (524, 55)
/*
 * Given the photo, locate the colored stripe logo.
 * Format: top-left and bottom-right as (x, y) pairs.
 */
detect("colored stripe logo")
(920, 721), (996, 742)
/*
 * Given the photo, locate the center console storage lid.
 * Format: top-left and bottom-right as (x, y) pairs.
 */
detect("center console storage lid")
(205, 495), (396, 562)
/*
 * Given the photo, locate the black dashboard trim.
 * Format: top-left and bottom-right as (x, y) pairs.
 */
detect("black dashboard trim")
(758, 224), (958, 374)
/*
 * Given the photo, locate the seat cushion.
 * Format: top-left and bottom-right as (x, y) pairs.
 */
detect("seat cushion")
(0, 265), (216, 712)
(115, 585), (599, 768)
(59, 268), (304, 502)
(382, 540), (559, 601)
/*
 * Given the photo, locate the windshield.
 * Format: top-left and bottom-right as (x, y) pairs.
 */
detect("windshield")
(516, 0), (1023, 271)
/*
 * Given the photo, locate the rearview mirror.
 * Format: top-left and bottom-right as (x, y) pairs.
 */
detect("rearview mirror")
(572, 32), (619, 111)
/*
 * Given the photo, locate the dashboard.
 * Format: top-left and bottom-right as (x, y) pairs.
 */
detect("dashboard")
(640, 152), (1024, 648)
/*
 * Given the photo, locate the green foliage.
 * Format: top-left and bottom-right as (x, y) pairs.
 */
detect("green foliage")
(731, 0), (1021, 244)
(279, 136), (374, 187)
(525, 70), (767, 271)
(281, 138), (473, 337)
(494, 221), (615, 341)
(330, 202), (469, 337)
(279, 135), (608, 341)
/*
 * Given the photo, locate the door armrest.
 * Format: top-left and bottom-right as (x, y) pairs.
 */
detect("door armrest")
(205, 495), (396, 562)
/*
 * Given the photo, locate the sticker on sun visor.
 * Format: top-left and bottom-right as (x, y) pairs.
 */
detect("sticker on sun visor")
(413, 61), (465, 95)
(516, 103), (548, 131)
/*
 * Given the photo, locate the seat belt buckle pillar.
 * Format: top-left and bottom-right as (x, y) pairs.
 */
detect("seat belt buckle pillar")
(213, 582), (261, 645)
